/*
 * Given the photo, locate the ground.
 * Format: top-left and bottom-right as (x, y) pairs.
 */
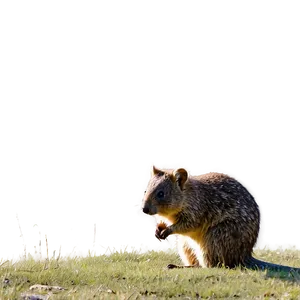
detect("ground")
(1, 249), (300, 299)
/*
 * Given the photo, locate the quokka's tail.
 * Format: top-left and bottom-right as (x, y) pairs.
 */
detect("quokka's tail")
(244, 256), (300, 273)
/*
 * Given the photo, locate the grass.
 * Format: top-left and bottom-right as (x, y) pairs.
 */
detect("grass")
(1, 249), (300, 299)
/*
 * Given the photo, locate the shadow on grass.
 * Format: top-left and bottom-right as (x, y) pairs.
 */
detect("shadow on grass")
(265, 268), (300, 283)
(245, 266), (300, 283)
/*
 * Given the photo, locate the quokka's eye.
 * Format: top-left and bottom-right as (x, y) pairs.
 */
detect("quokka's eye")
(156, 191), (164, 199)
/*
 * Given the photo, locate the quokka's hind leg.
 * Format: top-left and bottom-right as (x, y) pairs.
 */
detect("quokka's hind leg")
(168, 238), (201, 269)
(167, 263), (199, 269)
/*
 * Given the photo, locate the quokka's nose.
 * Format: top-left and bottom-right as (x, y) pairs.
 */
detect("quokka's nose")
(143, 206), (150, 214)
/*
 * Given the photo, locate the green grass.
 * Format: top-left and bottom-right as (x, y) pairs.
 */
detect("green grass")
(1, 249), (300, 299)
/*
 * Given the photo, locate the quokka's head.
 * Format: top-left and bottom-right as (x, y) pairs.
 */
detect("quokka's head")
(142, 166), (188, 217)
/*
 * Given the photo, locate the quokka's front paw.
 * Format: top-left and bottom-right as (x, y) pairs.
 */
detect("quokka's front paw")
(155, 222), (167, 241)
(160, 227), (172, 241)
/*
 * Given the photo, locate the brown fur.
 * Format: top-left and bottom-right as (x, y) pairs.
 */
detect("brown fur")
(142, 166), (299, 271)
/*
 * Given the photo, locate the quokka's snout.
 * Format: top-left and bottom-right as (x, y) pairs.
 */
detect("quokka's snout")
(142, 201), (157, 215)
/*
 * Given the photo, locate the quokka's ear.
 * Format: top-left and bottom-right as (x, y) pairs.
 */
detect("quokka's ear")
(152, 166), (164, 176)
(173, 168), (188, 190)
